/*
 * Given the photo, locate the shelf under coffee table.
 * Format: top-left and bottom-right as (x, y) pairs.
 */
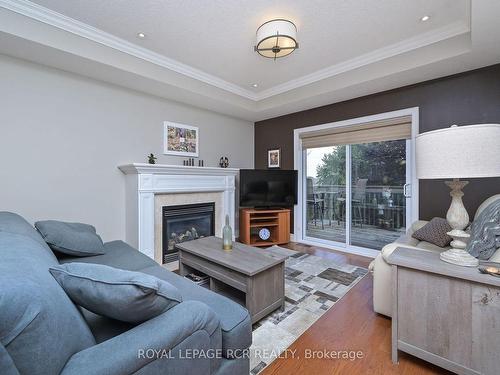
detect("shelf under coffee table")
(176, 236), (287, 323)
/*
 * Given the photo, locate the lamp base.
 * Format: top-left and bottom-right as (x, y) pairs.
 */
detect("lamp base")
(445, 179), (469, 230)
(440, 180), (478, 267)
(440, 229), (478, 267)
(440, 248), (479, 267)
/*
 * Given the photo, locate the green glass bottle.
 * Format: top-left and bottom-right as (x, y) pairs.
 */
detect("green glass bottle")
(222, 214), (232, 251)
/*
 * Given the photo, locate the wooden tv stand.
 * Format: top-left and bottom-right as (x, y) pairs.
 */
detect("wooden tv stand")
(239, 208), (290, 247)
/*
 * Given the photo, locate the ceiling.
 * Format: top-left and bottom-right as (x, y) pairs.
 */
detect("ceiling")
(0, 0), (499, 121)
(26, 0), (469, 91)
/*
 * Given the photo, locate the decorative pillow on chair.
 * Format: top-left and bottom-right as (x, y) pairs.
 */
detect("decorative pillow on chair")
(35, 220), (105, 256)
(49, 263), (182, 323)
(466, 197), (500, 260)
(412, 217), (452, 248)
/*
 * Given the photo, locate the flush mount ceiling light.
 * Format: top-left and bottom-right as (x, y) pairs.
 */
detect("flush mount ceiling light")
(254, 19), (298, 59)
(137, 32), (146, 39)
(421, 15), (430, 22)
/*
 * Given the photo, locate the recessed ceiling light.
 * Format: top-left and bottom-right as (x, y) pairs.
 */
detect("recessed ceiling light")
(137, 32), (146, 39)
(420, 15), (430, 22)
(252, 83), (258, 88)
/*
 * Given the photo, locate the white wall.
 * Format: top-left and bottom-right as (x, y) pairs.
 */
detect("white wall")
(0, 54), (254, 241)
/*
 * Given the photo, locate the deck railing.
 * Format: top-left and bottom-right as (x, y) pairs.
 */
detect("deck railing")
(308, 184), (406, 230)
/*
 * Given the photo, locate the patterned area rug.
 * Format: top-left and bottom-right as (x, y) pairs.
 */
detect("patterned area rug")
(249, 248), (368, 374)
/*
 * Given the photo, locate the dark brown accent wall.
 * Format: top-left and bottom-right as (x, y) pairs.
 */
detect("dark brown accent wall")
(255, 64), (500, 231)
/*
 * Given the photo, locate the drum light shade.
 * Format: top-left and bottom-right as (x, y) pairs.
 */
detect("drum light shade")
(416, 124), (500, 179)
(255, 19), (298, 59)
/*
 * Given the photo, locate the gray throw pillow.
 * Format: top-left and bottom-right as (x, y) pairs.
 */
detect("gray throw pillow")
(49, 263), (182, 323)
(35, 220), (105, 256)
(466, 198), (500, 260)
(412, 217), (452, 248)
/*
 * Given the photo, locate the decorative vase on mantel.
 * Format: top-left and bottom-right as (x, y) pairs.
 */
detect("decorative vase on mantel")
(222, 214), (232, 251)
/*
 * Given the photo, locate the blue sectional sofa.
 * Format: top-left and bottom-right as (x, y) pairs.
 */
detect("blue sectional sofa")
(0, 212), (251, 375)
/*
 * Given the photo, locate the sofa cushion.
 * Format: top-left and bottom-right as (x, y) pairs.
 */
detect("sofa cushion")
(406, 220), (430, 236)
(0, 232), (95, 375)
(0, 342), (19, 375)
(394, 234), (420, 248)
(415, 241), (449, 252)
(0, 211), (57, 262)
(77, 307), (134, 344)
(57, 238), (252, 354)
(35, 220), (105, 257)
(58, 240), (158, 270)
(412, 217), (453, 247)
(140, 265), (252, 355)
(50, 263), (182, 323)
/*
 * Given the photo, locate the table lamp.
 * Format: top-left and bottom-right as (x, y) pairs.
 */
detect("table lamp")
(416, 124), (500, 266)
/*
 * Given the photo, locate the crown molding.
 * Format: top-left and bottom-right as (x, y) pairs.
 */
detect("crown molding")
(256, 21), (470, 100)
(0, 0), (471, 103)
(0, 0), (259, 100)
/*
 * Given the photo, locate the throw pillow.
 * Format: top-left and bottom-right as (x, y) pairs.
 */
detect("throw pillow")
(35, 220), (105, 256)
(466, 198), (500, 260)
(412, 217), (452, 248)
(49, 263), (182, 323)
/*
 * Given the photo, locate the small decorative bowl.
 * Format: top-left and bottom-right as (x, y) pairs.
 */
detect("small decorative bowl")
(478, 265), (500, 277)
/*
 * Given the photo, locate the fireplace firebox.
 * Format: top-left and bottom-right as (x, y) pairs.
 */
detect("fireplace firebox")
(162, 202), (215, 264)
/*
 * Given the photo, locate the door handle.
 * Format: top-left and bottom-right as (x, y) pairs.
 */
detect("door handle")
(403, 183), (411, 198)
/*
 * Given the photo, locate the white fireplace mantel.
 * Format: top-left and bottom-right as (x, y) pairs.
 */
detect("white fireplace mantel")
(119, 163), (239, 260)
(119, 163), (239, 177)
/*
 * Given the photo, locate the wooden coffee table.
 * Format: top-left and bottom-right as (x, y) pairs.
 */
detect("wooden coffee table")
(176, 236), (287, 323)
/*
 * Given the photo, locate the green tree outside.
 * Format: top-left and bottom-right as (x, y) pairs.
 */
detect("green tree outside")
(315, 140), (406, 187)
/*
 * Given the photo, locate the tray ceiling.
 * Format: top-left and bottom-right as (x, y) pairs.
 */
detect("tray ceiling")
(1, 0), (499, 121)
(28, 0), (469, 91)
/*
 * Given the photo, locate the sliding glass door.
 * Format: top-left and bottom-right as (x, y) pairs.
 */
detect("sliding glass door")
(305, 146), (346, 243)
(304, 139), (410, 251)
(349, 140), (408, 249)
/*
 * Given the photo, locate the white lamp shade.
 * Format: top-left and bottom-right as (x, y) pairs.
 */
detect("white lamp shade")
(416, 124), (500, 179)
(255, 19), (298, 58)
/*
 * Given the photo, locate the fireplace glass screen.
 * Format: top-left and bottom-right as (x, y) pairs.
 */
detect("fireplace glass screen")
(162, 202), (215, 263)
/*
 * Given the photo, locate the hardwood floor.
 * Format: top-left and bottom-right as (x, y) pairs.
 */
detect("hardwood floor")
(261, 242), (452, 375)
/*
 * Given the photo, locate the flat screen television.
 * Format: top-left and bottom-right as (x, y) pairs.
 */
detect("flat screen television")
(239, 169), (298, 208)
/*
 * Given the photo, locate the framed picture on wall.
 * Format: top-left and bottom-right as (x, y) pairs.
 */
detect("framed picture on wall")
(163, 121), (199, 157)
(267, 148), (281, 168)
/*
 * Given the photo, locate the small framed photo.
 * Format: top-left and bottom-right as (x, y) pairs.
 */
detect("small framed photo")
(163, 121), (199, 157)
(267, 148), (281, 168)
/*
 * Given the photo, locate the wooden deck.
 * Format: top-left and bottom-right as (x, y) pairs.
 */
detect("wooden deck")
(306, 220), (405, 250)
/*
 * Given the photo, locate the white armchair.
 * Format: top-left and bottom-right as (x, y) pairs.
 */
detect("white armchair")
(369, 194), (500, 317)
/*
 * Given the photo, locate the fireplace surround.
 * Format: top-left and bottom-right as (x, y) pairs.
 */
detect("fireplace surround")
(119, 163), (238, 268)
